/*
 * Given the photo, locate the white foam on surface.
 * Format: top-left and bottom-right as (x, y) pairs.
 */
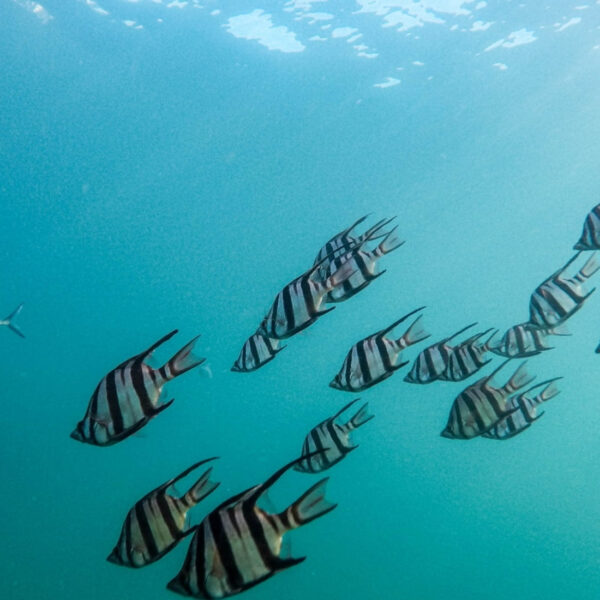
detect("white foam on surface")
(484, 28), (537, 51)
(225, 10), (306, 53)
(555, 17), (582, 32)
(374, 76), (401, 88)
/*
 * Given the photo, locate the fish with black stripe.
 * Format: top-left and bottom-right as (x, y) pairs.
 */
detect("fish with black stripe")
(231, 333), (285, 373)
(488, 322), (569, 358)
(313, 215), (394, 276)
(71, 330), (205, 446)
(257, 258), (355, 340)
(330, 307), (429, 392)
(167, 453), (336, 599)
(404, 322), (477, 384)
(483, 378), (561, 440)
(441, 360), (535, 440)
(294, 399), (373, 473)
(108, 458), (219, 568)
(0, 303), (24, 338)
(438, 328), (497, 382)
(529, 251), (600, 328)
(574, 203), (600, 250)
(323, 226), (404, 303)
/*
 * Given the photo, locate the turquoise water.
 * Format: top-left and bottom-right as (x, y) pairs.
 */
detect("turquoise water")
(3, 1), (600, 599)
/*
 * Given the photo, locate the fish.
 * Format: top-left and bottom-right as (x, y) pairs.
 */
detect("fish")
(107, 458), (220, 568)
(574, 203), (600, 250)
(437, 328), (496, 382)
(0, 303), (24, 338)
(257, 258), (355, 340)
(403, 322), (477, 384)
(313, 215), (394, 277)
(70, 330), (205, 446)
(330, 307), (429, 392)
(483, 378), (561, 440)
(231, 332), (285, 373)
(487, 322), (569, 358)
(294, 398), (374, 473)
(529, 252), (599, 328)
(166, 453), (337, 599)
(441, 360), (535, 440)
(323, 226), (405, 303)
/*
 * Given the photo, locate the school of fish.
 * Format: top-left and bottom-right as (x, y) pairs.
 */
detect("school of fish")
(5, 204), (600, 598)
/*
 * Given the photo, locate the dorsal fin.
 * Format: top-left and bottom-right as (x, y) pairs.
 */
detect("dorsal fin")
(375, 306), (426, 338)
(140, 330), (179, 360)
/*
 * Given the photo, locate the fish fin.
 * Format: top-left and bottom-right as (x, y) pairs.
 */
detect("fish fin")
(285, 478), (336, 527)
(444, 322), (478, 343)
(348, 402), (374, 429)
(506, 361), (535, 392)
(164, 335), (205, 378)
(377, 306), (427, 337)
(330, 398), (361, 419)
(376, 225), (405, 255)
(183, 467), (220, 506)
(360, 216), (397, 243)
(397, 314), (430, 348)
(392, 359), (410, 371)
(323, 259), (356, 291)
(580, 251), (600, 278)
(548, 323), (571, 336)
(141, 330), (178, 359)
(315, 306), (336, 317)
(152, 397), (174, 416)
(3, 303), (25, 338)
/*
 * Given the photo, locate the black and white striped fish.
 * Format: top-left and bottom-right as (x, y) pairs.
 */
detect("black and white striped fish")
(529, 252), (599, 328)
(323, 226), (404, 303)
(313, 215), (393, 270)
(483, 378), (561, 440)
(488, 322), (569, 358)
(437, 328), (496, 382)
(0, 303), (24, 338)
(330, 307), (429, 392)
(294, 399), (373, 473)
(574, 203), (600, 250)
(70, 330), (205, 446)
(257, 258), (355, 340)
(231, 333), (285, 373)
(107, 458), (219, 568)
(167, 454), (336, 599)
(403, 322), (477, 384)
(441, 360), (535, 440)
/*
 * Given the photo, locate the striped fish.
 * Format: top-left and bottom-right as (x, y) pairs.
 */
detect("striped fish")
(574, 203), (600, 250)
(404, 322), (477, 384)
(107, 458), (220, 568)
(313, 215), (394, 271)
(529, 251), (600, 328)
(323, 226), (405, 303)
(167, 454), (337, 599)
(488, 322), (569, 358)
(257, 258), (355, 340)
(231, 333), (285, 373)
(70, 330), (205, 446)
(330, 307), (429, 392)
(441, 360), (535, 440)
(483, 378), (561, 440)
(0, 303), (24, 338)
(437, 328), (496, 382)
(294, 399), (374, 473)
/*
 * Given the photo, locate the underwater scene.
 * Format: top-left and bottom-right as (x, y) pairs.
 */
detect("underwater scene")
(3, 1), (600, 599)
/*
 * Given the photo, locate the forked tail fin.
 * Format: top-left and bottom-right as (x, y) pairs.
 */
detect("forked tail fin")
(2, 303), (24, 338)
(504, 361), (535, 394)
(347, 401), (374, 430)
(323, 259), (356, 292)
(284, 478), (337, 529)
(397, 314), (430, 349)
(163, 335), (206, 379)
(183, 467), (220, 506)
(579, 251), (600, 279)
(375, 225), (404, 257)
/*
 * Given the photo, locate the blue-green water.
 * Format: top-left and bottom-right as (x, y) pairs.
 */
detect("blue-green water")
(3, 1), (600, 599)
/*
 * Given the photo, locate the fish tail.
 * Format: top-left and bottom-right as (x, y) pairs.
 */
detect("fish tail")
(580, 251), (600, 279)
(183, 467), (220, 506)
(324, 259), (356, 291)
(376, 225), (404, 256)
(397, 314), (430, 348)
(285, 478), (336, 528)
(348, 402), (374, 429)
(3, 303), (24, 338)
(163, 335), (205, 379)
(505, 361), (535, 393)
